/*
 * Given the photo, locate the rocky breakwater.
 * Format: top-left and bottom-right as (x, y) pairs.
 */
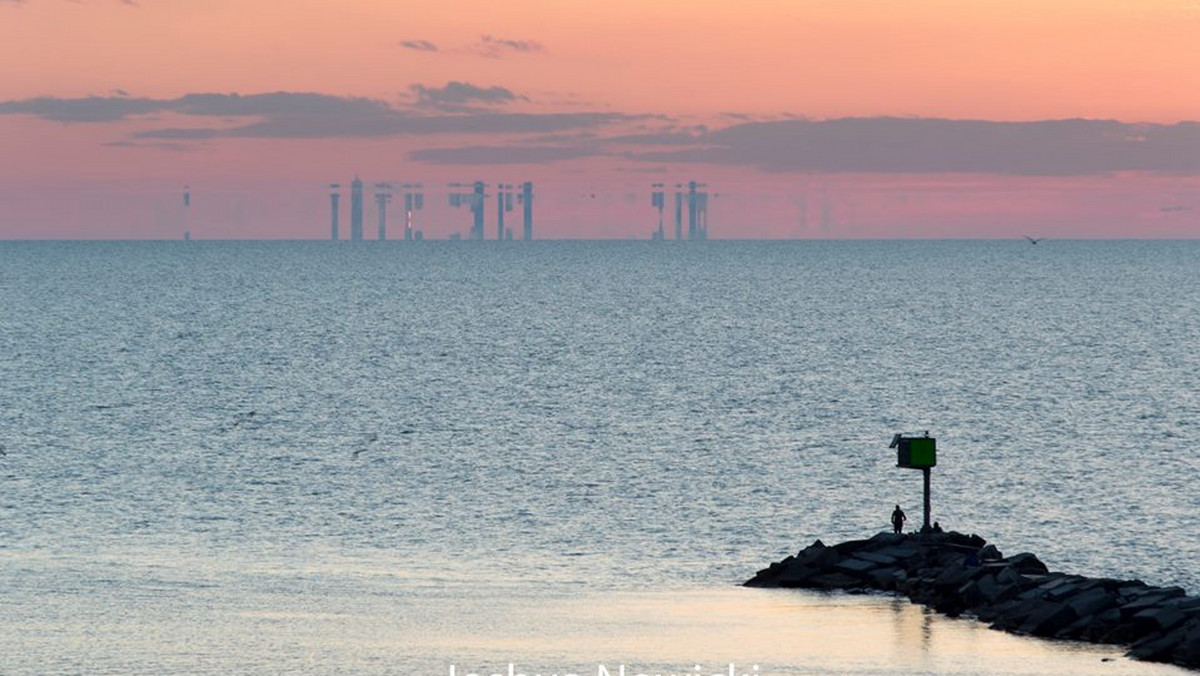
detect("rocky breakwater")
(745, 531), (1200, 671)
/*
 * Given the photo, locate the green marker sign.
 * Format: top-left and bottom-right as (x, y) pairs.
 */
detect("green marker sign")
(897, 437), (936, 469)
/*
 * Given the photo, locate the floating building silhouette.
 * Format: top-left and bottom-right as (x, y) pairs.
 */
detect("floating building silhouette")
(496, 183), (514, 241)
(650, 183), (665, 240)
(520, 181), (533, 241)
(687, 181), (709, 240)
(350, 177), (364, 241)
(329, 183), (341, 241)
(399, 183), (424, 241)
(448, 181), (487, 240)
(374, 182), (392, 241)
(674, 186), (684, 240)
(657, 181), (710, 240)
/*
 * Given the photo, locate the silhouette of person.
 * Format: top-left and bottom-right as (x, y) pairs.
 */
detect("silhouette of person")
(891, 505), (907, 534)
(932, 521), (944, 533)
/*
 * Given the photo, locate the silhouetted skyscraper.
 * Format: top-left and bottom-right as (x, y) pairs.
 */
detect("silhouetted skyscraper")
(650, 183), (665, 240)
(521, 182), (534, 241)
(350, 177), (364, 241)
(496, 183), (514, 241)
(674, 187), (684, 241)
(687, 181), (698, 240)
(472, 181), (485, 240)
(374, 183), (391, 241)
(497, 184), (506, 241)
(404, 193), (414, 241)
(398, 183), (424, 241)
(447, 182), (485, 240)
(329, 184), (341, 241)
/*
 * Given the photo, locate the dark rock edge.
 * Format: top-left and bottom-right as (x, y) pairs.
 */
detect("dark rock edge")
(744, 531), (1200, 670)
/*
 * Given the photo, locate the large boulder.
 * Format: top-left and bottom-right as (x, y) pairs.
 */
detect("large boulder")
(944, 531), (986, 549)
(835, 557), (881, 579)
(1018, 601), (1080, 637)
(776, 564), (820, 588)
(866, 567), (902, 590)
(979, 544), (1003, 561)
(868, 531), (907, 546)
(1128, 628), (1187, 663)
(1064, 587), (1119, 617)
(990, 598), (1047, 631)
(809, 572), (863, 590)
(974, 573), (1022, 606)
(1005, 552), (1050, 575)
(1134, 607), (1189, 633)
(1171, 620), (1200, 668)
(855, 551), (899, 565)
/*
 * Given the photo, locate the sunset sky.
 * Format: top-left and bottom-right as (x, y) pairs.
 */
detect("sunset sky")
(2, 0), (1198, 238)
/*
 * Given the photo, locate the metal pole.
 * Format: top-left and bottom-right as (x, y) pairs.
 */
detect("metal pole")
(922, 467), (932, 531)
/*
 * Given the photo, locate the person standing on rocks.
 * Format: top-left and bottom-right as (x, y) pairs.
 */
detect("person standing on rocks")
(891, 505), (907, 534)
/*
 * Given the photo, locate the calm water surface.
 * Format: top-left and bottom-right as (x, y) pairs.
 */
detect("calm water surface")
(0, 241), (1197, 674)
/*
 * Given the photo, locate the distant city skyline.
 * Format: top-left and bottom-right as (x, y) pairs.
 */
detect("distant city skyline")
(1, 0), (1198, 239)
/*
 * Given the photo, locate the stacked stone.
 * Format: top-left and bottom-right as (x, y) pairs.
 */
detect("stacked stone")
(744, 532), (1200, 670)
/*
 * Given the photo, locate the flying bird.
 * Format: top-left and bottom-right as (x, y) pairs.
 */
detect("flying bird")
(1024, 236), (1044, 245)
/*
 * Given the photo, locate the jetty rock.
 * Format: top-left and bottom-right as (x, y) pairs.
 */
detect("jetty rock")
(745, 531), (1200, 671)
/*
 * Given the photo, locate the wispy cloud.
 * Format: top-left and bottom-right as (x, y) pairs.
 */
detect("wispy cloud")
(409, 81), (525, 112)
(0, 90), (639, 142)
(474, 34), (543, 58)
(403, 117), (1200, 172)
(399, 39), (439, 52)
(103, 139), (193, 152)
(0, 95), (165, 122)
(0, 91), (389, 122)
(395, 34), (544, 58)
(410, 145), (598, 165)
(628, 117), (1200, 175)
(7, 90), (1198, 175)
(133, 112), (636, 140)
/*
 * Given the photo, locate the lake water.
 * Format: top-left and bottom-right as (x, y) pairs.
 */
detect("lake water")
(1, 241), (1197, 674)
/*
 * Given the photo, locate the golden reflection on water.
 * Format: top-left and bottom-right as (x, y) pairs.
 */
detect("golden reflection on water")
(7, 550), (1192, 676)
(422, 588), (1190, 676)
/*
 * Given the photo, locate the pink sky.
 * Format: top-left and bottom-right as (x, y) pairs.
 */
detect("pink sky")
(1, 0), (1198, 239)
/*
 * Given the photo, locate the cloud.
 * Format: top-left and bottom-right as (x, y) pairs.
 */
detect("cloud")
(474, 34), (543, 57)
(0, 91), (388, 123)
(409, 145), (599, 165)
(133, 127), (219, 140)
(0, 95), (165, 122)
(103, 139), (193, 152)
(0, 90), (639, 146)
(630, 117), (1200, 175)
(9, 90), (1194, 175)
(171, 92), (391, 118)
(409, 81), (525, 112)
(399, 39), (439, 52)
(604, 130), (707, 146)
(129, 111), (637, 140)
(3, 90), (633, 139)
